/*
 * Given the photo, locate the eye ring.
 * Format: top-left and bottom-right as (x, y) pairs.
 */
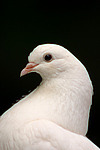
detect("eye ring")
(44, 54), (53, 62)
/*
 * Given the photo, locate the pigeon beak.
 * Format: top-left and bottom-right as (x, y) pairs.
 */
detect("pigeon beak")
(20, 62), (39, 77)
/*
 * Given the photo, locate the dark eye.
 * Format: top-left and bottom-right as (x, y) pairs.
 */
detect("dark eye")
(44, 54), (52, 62)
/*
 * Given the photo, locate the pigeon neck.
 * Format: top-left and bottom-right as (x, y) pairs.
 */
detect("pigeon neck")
(34, 74), (92, 136)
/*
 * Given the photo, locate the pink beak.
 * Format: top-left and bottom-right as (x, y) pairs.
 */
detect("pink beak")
(20, 62), (38, 77)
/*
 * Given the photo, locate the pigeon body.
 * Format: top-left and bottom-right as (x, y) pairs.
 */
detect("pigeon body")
(0, 44), (99, 150)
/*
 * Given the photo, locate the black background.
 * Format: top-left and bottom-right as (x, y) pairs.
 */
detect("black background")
(0, 1), (100, 147)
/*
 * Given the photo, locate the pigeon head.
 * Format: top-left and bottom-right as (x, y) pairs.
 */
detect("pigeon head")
(21, 44), (69, 79)
(21, 44), (83, 80)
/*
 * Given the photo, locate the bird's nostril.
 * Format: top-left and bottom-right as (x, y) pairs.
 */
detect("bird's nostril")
(26, 63), (37, 69)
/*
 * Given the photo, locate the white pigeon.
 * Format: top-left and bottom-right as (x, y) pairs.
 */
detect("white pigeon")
(0, 44), (99, 150)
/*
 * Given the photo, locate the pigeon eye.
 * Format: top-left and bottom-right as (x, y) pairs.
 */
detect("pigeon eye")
(44, 54), (52, 62)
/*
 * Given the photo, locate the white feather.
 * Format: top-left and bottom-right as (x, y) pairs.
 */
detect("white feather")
(0, 44), (99, 150)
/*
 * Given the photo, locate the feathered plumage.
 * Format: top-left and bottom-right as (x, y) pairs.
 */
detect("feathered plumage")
(0, 44), (99, 150)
